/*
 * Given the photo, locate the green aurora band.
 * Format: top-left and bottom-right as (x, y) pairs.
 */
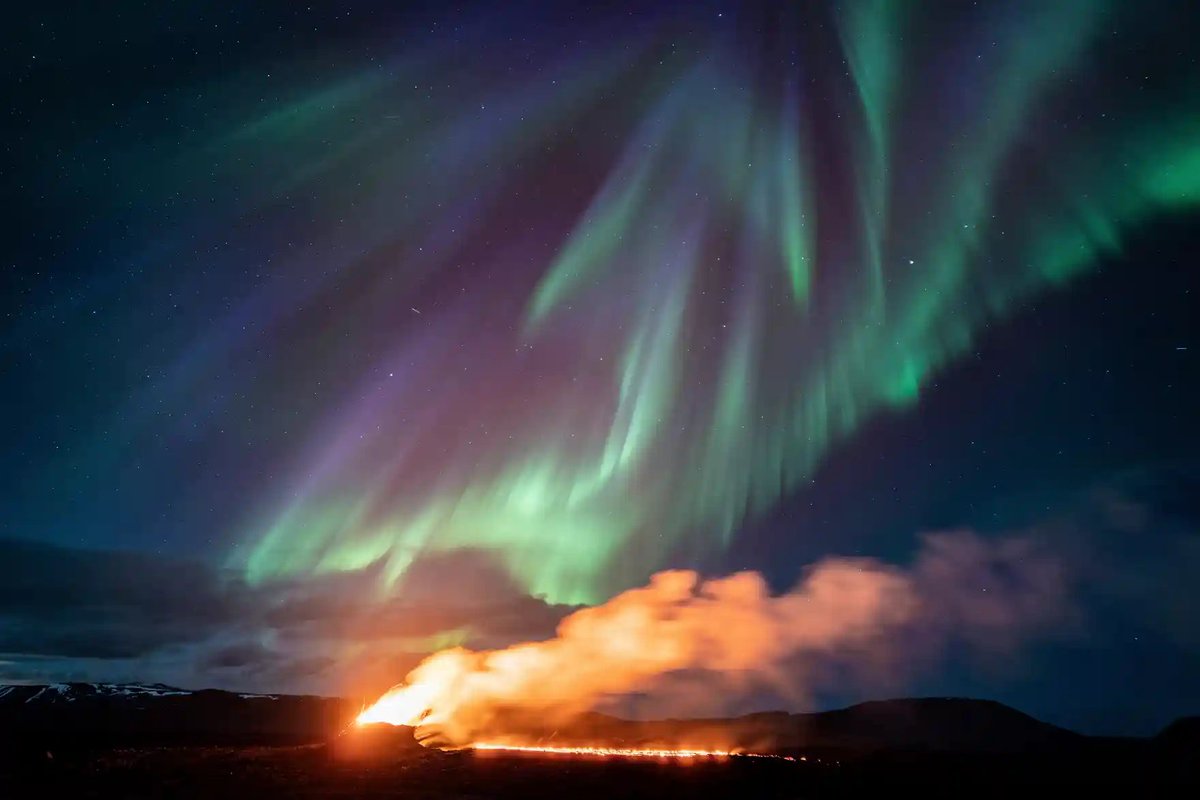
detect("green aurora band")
(230, 1), (1199, 605)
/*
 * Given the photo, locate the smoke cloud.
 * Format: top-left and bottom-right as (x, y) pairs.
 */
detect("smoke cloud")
(359, 531), (1070, 745)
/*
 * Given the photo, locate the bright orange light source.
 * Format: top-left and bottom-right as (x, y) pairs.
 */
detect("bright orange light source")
(471, 743), (732, 758)
(355, 682), (436, 727)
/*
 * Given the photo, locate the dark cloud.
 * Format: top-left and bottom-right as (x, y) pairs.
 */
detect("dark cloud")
(265, 548), (573, 644)
(201, 641), (276, 670)
(0, 539), (234, 619)
(199, 639), (337, 691)
(0, 620), (188, 660)
(910, 531), (1075, 655)
(0, 538), (255, 660)
(0, 540), (569, 693)
(394, 549), (530, 606)
(1063, 466), (1200, 651)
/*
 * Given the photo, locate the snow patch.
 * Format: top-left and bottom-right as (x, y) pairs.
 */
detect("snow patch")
(19, 683), (195, 702)
(107, 683), (192, 697)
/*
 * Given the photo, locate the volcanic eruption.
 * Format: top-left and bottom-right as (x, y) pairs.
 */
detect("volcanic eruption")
(356, 532), (1066, 756)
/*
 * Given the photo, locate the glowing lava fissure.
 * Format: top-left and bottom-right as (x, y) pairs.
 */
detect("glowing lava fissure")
(355, 706), (798, 762)
(469, 743), (798, 762)
(354, 693), (796, 761)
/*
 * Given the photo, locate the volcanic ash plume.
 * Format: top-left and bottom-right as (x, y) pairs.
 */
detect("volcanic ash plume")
(357, 533), (1069, 747)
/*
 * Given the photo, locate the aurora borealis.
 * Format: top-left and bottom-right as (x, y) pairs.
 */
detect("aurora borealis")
(3, 1), (1199, 734)
(229, 0), (1200, 604)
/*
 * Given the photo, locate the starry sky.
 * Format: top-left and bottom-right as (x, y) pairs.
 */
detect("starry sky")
(2, 0), (1198, 735)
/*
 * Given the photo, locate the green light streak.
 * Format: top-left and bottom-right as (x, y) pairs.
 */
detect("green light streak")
(234, 3), (1200, 608)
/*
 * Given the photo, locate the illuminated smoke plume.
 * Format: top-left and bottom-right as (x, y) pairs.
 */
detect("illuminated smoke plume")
(359, 532), (1070, 746)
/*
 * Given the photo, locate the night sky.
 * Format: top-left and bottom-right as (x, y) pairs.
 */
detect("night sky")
(2, 1), (1198, 736)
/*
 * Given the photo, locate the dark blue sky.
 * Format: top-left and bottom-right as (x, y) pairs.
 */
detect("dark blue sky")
(2, 1), (1198, 736)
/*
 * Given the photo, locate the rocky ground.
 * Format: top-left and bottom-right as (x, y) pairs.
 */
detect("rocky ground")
(2, 741), (821, 799)
(1, 687), (1195, 796)
(1, 732), (1195, 798)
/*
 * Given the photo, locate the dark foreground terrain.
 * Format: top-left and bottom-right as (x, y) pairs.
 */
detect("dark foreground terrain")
(1, 733), (1196, 798)
(3, 741), (803, 799)
(0, 685), (1196, 795)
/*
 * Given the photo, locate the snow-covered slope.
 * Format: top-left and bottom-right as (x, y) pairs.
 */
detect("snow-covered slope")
(0, 683), (287, 705)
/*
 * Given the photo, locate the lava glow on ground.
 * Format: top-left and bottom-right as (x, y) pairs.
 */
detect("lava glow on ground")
(353, 706), (799, 762)
(470, 743), (798, 762)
